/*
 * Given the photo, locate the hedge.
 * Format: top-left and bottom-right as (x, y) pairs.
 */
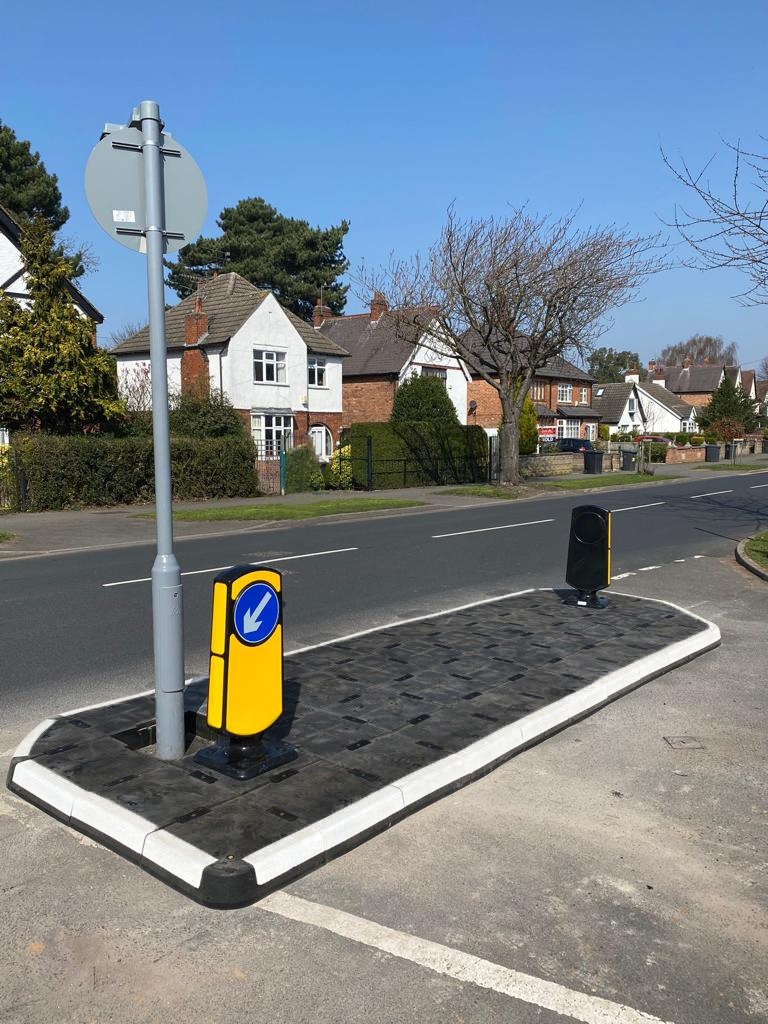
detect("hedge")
(347, 421), (488, 489)
(13, 434), (258, 510)
(284, 443), (324, 493)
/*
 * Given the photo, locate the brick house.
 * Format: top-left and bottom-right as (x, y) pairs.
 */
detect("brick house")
(314, 294), (470, 426)
(112, 273), (348, 461)
(467, 358), (601, 442)
(647, 360), (743, 413)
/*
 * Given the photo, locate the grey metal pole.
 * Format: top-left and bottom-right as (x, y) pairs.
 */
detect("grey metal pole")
(139, 100), (186, 760)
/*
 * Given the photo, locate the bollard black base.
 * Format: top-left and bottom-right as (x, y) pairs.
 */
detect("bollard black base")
(563, 589), (609, 609)
(194, 733), (297, 781)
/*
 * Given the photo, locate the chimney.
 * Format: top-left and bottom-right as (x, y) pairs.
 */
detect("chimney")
(624, 367), (640, 384)
(313, 298), (332, 328)
(184, 292), (208, 346)
(370, 291), (389, 323)
(682, 358), (691, 369)
(648, 360), (656, 374)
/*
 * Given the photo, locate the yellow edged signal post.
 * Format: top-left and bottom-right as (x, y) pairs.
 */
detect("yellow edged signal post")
(564, 505), (611, 609)
(194, 565), (297, 780)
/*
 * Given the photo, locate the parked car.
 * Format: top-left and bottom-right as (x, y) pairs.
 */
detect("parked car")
(542, 438), (594, 453)
(633, 435), (670, 445)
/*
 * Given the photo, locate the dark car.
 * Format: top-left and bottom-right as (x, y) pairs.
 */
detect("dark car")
(545, 438), (594, 453)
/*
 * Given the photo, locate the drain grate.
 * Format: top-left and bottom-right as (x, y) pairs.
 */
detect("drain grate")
(664, 736), (705, 750)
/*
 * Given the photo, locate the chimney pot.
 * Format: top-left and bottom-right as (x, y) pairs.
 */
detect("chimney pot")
(370, 291), (389, 322)
(185, 295), (208, 346)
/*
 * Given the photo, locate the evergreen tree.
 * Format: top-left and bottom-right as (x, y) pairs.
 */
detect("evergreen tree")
(390, 375), (459, 423)
(166, 197), (349, 320)
(588, 347), (644, 383)
(695, 375), (757, 438)
(517, 394), (539, 454)
(0, 219), (122, 433)
(0, 120), (68, 231)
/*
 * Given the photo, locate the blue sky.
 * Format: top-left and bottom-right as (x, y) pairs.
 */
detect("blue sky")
(3, 0), (767, 368)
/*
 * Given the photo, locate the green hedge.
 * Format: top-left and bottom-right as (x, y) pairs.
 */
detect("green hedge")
(13, 434), (258, 510)
(347, 421), (488, 489)
(284, 443), (324, 493)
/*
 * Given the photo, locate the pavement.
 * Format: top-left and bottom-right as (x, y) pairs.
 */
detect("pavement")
(0, 455), (765, 557)
(1, 548), (766, 1023)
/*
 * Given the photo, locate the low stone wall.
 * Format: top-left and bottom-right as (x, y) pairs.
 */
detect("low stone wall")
(521, 451), (620, 477)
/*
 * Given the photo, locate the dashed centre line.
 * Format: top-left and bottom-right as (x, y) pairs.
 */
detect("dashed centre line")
(433, 518), (555, 539)
(690, 490), (733, 499)
(750, 483), (768, 489)
(102, 547), (359, 588)
(610, 502), (666, 513)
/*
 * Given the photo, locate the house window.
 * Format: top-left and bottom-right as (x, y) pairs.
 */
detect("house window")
(251, 414), (293, 457)
(628, 398), (636, 414)
(557, 418), (579, 438)
(253, 350), (286, 384)
(308, 356), (326, 387)
(585, 422), (597, 441)
(309, 424), (333, 462)
(422, 366), (447, 381)
(531, 380), (546, 401)
(580, 386), (588, 404)
(557, 383), (573, 403)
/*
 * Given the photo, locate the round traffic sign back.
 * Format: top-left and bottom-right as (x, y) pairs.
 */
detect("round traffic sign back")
(84, 125), (206, 254)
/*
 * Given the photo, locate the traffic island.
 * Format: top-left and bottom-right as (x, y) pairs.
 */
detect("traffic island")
(7, 589), (719, 908)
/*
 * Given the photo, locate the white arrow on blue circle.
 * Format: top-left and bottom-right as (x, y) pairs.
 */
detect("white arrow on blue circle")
(243, 592), (273, 634)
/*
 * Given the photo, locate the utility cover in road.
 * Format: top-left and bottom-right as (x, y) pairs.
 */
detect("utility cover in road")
(234, 582), (280, 645)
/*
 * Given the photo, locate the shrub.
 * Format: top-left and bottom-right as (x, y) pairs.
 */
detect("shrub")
(284, 443), (324, 493)
(691, 435), (705, 445)
(648, 442), (667, 463)
(13, 434), (257, 510)
(615, 432), (632, 442)
(169, 392), (246, 438)
(598, 424), (610, 441)
(703, 430), (719, 443)
(390, 375), (459, 424)
(517, 396), (539, 455)
(328, 443), (353, 489)
(674, 432), (689, 445)
(348, 421), (488, 488)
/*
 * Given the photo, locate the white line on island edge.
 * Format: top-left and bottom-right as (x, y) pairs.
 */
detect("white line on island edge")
(690, 490), (733, 499)
(102, 547), (359, 588)
(750, 483), (768, 489)
(610, 502), (665, 513)
(432, 518), (554, 539)
(260, 892), (676, 1024)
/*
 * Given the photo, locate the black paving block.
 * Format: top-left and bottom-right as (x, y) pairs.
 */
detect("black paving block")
(165, 793), (299, 859)
(292, 710), (387, 758)
(29, 717), (101, 756)
(362, 694), (443, 731)
(72, 696), (157, 736)
(247, 760), (381, 824)
(328, 732), (441, 783)
(396, 705), (503, 753)
(96, 764), (232, 828)
(35, 737), (159, 791)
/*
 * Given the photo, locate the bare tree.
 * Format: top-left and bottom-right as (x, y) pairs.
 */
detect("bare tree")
(108, 320), (146, 348)
(359, 207), (663, 485)
(758, 355), (768, 380)
(664, 139), (768, 305)
(655, 334), (738, 366)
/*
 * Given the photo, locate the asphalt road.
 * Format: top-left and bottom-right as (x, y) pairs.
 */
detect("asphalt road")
(2, 469), (768, 722)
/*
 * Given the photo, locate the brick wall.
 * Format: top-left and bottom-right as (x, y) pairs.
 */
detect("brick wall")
(665, 446), (706, 464)
(235, 409), (344, 446)
(342, 378), (398, 427)
(520, 451), (620, 477)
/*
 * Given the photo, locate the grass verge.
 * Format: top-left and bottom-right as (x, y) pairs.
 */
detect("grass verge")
(0, 531), (15, 543)
(139, 498), (426, 522)
(745, 531), (768, 569)
(438, 486), (527, 500)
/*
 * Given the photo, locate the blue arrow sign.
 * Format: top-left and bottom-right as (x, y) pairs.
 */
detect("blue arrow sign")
(233, 581), (280, 646)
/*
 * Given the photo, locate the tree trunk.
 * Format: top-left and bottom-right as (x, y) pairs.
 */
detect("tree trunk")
(499, 395), (522, 486)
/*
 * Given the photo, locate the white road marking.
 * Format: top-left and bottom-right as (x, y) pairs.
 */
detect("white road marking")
(750, 483), (768, 489)
(433, 518), (554, 539)
(260, 892), (676, 1024)
(689, 490), (733, 499)
(610, 502), (665, 513)
(611, 572), (636, 580)
(102, 547), (358, 587)
(638, 565), (662, 571)
(693, 554), (705, 559)
(674, 558), (686, 562)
